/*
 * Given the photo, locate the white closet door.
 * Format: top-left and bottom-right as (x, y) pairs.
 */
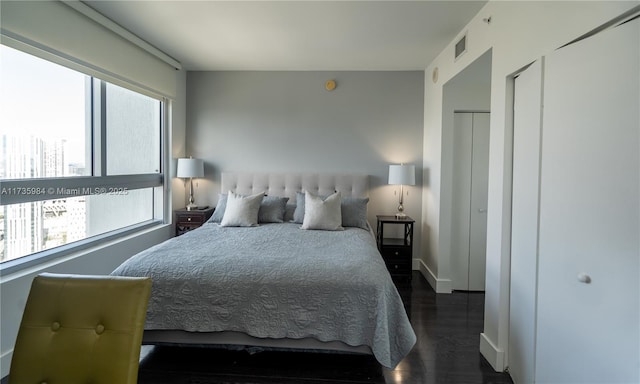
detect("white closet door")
(468, 113), (489, 291)
(452, 112), (490, 291)
(452, 113), (473, 291)
(509, 60), (543, 384)
(536, 18), (639, 383)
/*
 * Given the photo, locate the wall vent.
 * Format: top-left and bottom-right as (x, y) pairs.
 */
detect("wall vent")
(455, 33), (467, 60)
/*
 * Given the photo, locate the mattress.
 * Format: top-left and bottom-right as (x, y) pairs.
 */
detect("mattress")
(112, 222), (416, 368)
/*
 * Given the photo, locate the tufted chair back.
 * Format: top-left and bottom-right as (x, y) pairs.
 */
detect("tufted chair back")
(9, 273), (152, 384)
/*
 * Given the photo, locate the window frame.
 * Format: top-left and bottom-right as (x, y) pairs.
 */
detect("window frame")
(0, 47), (169, 275)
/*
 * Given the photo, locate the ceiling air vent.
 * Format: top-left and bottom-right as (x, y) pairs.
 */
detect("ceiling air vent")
(455, 33), (467, 61)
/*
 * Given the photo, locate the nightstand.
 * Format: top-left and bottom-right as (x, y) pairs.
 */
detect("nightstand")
(175, 207), (214, 236)
(376, 215), (414, 282)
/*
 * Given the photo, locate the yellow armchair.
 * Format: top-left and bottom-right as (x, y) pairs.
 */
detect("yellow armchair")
(8, 273), (151, 384)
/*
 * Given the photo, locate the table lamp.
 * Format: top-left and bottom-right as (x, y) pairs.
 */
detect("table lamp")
(388, 164), (415, 219)
(177, 157), (204, 211)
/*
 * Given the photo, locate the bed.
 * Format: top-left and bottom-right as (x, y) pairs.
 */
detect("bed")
(112, 172), (416, 369)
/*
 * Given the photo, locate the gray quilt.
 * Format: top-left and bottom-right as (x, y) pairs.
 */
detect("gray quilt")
(112, 222), (416, 368)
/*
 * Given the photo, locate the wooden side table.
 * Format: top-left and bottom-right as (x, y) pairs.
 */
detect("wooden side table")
(376, 215), (414, 282)
(175, 207), (214, 236)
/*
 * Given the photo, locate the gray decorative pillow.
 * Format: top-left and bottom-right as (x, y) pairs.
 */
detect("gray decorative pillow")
(258, 196), (289, 223)
(284, 203), (296, 222)
(301, 191), (344, 231)
(208, 194), (228, 223)
(210, 194), (288, 224)
(220, 191), (264, 227)
(291, 191), (306, 224)
(341, 197), (370, 230)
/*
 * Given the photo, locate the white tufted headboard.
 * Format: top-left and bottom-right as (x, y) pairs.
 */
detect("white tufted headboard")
(220, 173), (369, 201)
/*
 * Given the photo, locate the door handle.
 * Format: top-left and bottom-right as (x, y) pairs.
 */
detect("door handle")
(478, 208), (487, 213)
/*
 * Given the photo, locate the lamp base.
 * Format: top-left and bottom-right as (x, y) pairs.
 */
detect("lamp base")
(395, 212), (408, 219)
(186, 202), (198, 211)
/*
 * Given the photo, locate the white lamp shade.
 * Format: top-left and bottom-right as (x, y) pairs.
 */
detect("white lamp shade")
(388, 164), (416, 185)
(176, 158), (204, 178)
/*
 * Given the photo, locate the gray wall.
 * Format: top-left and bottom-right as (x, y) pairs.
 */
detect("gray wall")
(186, 71), (424, 253)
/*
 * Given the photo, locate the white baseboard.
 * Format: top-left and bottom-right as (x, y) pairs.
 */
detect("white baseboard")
(480, 332), (506, 371)
(416, 259), (452, 293)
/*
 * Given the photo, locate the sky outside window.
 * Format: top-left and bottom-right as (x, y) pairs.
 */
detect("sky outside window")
(0, 44), (87, 177)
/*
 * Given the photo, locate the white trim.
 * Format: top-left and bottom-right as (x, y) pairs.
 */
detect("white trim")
(0, 225), (169, 283)
(417, 259), (452, 293)
(62, 1), (182, 70)
(480, 332), (506, 372)
(0, 175), (162, 205)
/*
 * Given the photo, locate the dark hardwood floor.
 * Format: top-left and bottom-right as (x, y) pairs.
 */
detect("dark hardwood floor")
(1, 272), (514, 384)
(135, 272), (513, 384)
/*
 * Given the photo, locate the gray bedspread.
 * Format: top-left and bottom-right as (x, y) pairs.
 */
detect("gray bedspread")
(112, 222), (416, 368)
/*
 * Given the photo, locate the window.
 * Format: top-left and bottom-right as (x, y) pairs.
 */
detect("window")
(0, 45), (165, 267)
(0, 45), (89, 179)
(105, 83), (161, 175)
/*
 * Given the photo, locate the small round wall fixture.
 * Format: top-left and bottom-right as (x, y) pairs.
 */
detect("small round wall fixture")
(325, 79), (337, 91)
(432, 67), (439, 83)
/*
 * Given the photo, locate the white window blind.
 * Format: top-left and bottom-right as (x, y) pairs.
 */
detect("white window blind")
(0, 0), (178, 99)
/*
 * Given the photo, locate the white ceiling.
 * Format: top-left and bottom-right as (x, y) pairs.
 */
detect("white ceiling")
(85, 0), (487, 71)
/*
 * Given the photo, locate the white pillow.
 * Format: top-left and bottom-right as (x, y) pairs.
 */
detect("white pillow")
(220, 191), (264, 227)
(301, 191), (344, 231)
